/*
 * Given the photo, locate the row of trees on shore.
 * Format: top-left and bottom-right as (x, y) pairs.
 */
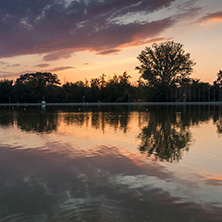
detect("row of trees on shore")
(0, 41), (221, 103)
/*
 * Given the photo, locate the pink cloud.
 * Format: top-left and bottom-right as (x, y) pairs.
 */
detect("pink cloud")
(96, 49), (120, 55)
(35, 63), (50, 68)
(46, 66), (75, 72)
(197, 11), (222, 24)
(43, 50), (74, 61)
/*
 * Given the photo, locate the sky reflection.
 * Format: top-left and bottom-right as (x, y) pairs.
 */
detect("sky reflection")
(0, 106), (222, 221)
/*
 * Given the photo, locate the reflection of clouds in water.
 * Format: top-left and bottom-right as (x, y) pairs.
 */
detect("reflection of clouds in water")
(0, 127), (46, 149)
(1, 107), (222, 220)
(109, 174), (222, 208)
(0, 143), (222, 221)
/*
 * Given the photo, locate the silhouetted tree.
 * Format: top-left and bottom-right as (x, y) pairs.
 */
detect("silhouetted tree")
(16, 72), (60, 87)
(136, 41), (195, 101)
(89, 77), (100, 101)
(0, 80), (13, 103)
(136, 41), (195, 88)
(62, 81), (86, 102)
(14, 72), (61, 102)
(214, 70), (222, 101)
(13, 81), (36, 102)
(214, 70), (222, 86)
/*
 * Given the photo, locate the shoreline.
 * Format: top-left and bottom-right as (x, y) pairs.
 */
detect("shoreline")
(0, 101), (222, 106)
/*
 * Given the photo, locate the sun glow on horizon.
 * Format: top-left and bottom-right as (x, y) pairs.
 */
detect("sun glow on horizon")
(0, 1), (222, 84)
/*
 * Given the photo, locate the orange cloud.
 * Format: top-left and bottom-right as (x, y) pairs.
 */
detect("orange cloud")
(95, 37), (169, 56)
(120, 37), (170, 48)
(198, 172), (222, 186)
(197, 11), (222, 25)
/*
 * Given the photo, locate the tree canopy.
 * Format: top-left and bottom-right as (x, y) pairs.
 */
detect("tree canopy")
(214, 70), (222, 87)
(136, 41), (195, 88)
(16, 72), (61, 87)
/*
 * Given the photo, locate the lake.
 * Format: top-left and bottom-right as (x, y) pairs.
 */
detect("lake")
(0, 105), (222, 222)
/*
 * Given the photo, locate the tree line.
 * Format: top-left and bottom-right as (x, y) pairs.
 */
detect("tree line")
(0, 41), (222, 103)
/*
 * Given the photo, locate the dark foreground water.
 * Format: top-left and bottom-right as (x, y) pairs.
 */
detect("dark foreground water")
(0, 105), (222, 222)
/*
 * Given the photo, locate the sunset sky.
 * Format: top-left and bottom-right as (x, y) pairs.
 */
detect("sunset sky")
(0, 0), (222, 84)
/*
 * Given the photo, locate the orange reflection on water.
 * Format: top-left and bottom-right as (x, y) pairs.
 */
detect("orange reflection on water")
(1, 106), (222, 221)
(56, 111), (141, 153)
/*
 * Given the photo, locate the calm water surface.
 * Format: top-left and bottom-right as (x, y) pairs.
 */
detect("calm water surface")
(0, 105), (222, 222)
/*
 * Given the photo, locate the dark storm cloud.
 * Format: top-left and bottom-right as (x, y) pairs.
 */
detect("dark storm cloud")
(0, 0), (178, 58)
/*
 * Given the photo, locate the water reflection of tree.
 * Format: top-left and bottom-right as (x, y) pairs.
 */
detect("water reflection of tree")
(0, 109), (14, 127)
(16, 108), (59, 133)
(63, 111), (131, 133)
(137, 105), (222, 162)
(214, 106), (222, 135)
(0, 105), (222, 139)
(138, 109), (191, 162)
(64, 113), (88, 127)
(104, 112), (130, 133)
